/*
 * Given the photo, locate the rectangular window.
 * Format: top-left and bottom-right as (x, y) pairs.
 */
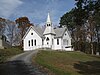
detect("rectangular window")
(52, 39), (53, 45)
(57, 39), (59, 45)
(34, 39), (36, 46)
(31, 39), (33, 46)
(28, 40), (30, 46)
(42, 39), (44, 45)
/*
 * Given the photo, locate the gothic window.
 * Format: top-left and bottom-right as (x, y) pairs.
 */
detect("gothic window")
(31, 39), (33, 46)
(57, 39), (59, 45)
(28, 40), (30, 46)
(34, 39), (36, 46)
(52, 39), (53, 45)
(46, 37), (49, 41)
(42, 39), (44, 45)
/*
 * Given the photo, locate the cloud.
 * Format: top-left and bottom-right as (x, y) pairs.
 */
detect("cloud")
(0, 0), (23, 18)
(0, 0), (75, 26)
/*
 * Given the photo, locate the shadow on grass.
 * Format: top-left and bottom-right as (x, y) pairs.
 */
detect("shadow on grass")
(0, 60), (33, 75)
(74, 61), (100, 75)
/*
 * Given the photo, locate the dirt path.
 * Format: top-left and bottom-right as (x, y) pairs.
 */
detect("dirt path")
(0, 50), (47, 75)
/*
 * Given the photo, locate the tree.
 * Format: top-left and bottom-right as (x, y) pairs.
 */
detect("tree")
(15, 17), (32, 47)
(60, 9), (75, 31)
(6, 20), (16, 46)
(0, 18), (6, 34)
(60, 0), (100, 54)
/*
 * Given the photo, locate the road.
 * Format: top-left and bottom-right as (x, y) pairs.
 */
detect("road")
(0, 50), (47, 75)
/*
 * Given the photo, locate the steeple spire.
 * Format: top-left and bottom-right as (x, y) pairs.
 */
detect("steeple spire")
(46, 12), (52, 27)
(47, 13), (51, 23)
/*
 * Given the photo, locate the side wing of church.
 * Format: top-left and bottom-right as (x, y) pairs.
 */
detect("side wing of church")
(23, 13), (73, 51)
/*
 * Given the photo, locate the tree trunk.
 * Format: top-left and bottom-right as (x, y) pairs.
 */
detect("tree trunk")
(91, 42), (94, 55)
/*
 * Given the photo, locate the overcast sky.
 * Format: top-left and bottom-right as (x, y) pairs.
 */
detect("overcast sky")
(0, 0), (75, 26)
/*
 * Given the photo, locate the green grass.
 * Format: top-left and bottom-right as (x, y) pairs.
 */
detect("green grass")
(35, 50), (100, 75)
(0, 47), (23, 63)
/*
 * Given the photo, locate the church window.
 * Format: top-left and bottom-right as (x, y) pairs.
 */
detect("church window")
(42, 39), (44, 45)
(31, 39), (33, 46)
(47, 42), (49, 45)
(49, 24), (50, 26)
(57, 39), (59, 45)
(52, 39), (53, 45)
(46, 37), (49, 41)
(31, 33), (33, 35)
(28, 40), (30, 46)
(34, 39), (36, 46)
(47, 24), (48, 26)
(65, 33), (66, 36)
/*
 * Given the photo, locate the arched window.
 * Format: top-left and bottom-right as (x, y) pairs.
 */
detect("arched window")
(42, 39), (44, 45)
(49, 24), (50, 26)
(34, 39), (36, 46)
(52, 39), (53, 45)
(28, 40), (30, 46)
(47, 24), (48, 26)
(46, 37), (49, 41)
(31, 39), (33, 46)
(57, 39), (59, 45)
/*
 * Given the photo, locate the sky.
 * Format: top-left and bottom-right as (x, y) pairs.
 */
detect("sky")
(0, 0), (76, 26)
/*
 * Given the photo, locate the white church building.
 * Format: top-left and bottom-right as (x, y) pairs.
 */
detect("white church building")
(23, 13), (73, 51)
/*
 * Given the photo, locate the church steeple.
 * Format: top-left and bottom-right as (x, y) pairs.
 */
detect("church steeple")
(43, 13), (56, 35)
(46, 13), (52, 27)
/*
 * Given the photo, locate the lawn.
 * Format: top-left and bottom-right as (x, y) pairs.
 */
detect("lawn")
(35, 50), (100, 75)
(0, 47), (23, 63)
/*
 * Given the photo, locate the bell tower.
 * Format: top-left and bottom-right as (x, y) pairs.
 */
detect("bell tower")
(43, 13), (56, 48)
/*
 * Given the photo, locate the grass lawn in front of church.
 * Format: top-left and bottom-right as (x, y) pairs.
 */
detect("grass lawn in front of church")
(35, 50), (100, 75)
(0, 47), (23, 63)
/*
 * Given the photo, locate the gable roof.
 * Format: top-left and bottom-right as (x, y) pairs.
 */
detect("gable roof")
(23, 25), (71, 40)
(54, 27), (66, 38)
(23, 26), (44, 40)
(33, 26), (44, 36)
(54, 27), (71, 38)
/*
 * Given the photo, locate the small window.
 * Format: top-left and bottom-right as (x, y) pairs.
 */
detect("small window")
(65, 33), (66, 36)
(31, 33), (33, 35)
(47, 24), (48, 26)
(34, 39), (36, 46)
(57, 39), (59, 45)
(31, 39), (33, 46)
(47, 42), (49, 45)
(28, 40), (30, 46)
(49, 24), (50, 26)
(46, 37), (49, 41)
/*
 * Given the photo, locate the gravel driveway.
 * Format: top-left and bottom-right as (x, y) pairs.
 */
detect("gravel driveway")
(0, 50), (48, 75)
